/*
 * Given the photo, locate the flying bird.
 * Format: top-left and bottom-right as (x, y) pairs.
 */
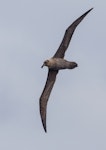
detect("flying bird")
(39, 8), (93, 132)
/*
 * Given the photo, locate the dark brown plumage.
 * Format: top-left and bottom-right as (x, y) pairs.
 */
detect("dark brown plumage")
(39, 8), (93, 132)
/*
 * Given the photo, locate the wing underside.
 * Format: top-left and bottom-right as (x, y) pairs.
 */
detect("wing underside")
(39, 69), (58, 132)
(53, 8), (93, 58)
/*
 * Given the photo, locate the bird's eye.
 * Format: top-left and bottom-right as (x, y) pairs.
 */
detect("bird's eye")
(45, 60), (49, 64)
(44, 61), (47, 64)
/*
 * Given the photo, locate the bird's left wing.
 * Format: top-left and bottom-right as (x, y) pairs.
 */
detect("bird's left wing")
(53, 8), (93, 58)
(39, 69), (58, 132)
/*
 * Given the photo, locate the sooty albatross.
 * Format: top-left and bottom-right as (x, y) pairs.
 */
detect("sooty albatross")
(39, 8), (93, 132)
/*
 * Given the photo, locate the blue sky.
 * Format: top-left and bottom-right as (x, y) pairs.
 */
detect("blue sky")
(0, 0), (106, 150)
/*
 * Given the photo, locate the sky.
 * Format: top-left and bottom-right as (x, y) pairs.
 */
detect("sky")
(0, 0), (106, 150)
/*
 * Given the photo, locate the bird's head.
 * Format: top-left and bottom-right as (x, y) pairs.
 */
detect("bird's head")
(41, 60), (49, 68)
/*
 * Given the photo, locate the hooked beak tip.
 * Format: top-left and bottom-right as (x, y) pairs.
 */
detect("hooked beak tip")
(41, 64), (44, 68)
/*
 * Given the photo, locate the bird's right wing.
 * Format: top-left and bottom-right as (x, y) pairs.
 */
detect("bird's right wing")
(39, 69), (58, 132)
(53, 8), (93, 58)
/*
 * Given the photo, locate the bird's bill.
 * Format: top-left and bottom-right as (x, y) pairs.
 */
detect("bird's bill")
(41, 63), (45, 68)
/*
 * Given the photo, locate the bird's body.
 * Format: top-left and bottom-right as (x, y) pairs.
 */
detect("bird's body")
(42, 58), (77, 70)
(39, 8), (93, 132)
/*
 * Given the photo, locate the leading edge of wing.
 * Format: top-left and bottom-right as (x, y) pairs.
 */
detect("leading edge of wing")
(39, 69), (58, 132)
(53, 8), (93, 58)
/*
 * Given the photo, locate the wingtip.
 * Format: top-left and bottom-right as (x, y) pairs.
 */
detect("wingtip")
(44, 128), (47, 133)
(85, 7), (93, 14)
(89, 7), (94, 11)
(42, 122), (47, 133)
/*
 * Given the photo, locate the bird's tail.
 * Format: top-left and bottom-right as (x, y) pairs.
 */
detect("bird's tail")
(68, 62), (78, 69)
